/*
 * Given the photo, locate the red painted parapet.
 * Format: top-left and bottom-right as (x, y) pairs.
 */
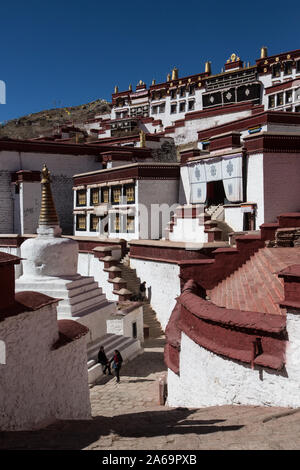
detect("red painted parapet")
(179, 235), (264, 290)
(164, 280), (287, 375)
(278, 265), (300, 310)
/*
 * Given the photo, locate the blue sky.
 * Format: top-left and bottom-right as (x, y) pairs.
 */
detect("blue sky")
(0, 0), (300, 123)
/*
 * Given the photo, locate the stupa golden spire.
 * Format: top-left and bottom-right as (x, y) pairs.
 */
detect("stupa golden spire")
(38, 164), (60, 227)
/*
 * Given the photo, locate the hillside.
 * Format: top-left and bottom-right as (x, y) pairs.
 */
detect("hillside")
(0, 99), (111, 140)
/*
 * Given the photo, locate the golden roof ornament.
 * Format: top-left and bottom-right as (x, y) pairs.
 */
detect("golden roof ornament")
(205, 61), (211, 74)
(38, 164), (60, 228)
(171, 67), (178, 80)
(167, 73), (171, 82)
(114, 85), (119, 93)
(139, 130), (146, 148)
(129, 84), (132, 91)
(261, 46), (268, 59)
(152, 79), (156, 85)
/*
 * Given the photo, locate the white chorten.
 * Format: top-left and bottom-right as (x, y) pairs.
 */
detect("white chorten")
(16, 165), (143, 383)
(16, 165), (116, 343)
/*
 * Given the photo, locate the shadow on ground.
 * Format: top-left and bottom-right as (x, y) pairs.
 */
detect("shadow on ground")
(0, 408), (244, 450)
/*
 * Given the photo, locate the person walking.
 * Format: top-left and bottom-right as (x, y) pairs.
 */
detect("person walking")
(139, 281), (146, 301)
(98, 346), (112, 375)
(110, 349), (123, 383)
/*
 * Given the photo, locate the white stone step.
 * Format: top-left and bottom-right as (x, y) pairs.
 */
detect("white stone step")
(69, 298), (117, 319)
(15, 275), (97, 293)
(58, 294), (110, 315)
(65, 286), (104, 306)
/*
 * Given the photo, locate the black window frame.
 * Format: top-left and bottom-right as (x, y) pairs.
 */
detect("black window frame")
(89, 214), (99, 232)
(76, 189), (87, 207)
(123, 184), (135, 204)
(90, 188), (100, 206)
(76, 214), (87, 231)
(112, 185), (122, 205)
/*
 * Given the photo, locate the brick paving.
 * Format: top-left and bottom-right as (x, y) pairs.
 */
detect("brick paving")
(1, 336), (300, 450)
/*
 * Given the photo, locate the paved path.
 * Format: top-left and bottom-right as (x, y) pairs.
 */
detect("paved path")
(1, 336), (300, 450)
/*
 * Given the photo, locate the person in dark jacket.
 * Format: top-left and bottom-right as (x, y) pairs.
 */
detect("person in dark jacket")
(98, 346), (112, 375)
(110, 349), (123, 383)
(139, 281), (146, 301)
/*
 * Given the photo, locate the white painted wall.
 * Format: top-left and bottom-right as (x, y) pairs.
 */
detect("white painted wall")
(224, 206), (243, 232)
(0, 303), (91, 430)
(106, 306), (144, 343)
(167, 308), (300, 409)
(130, 257), (180, 330)
(246, 153), (265, 228)
(169, 217), (208, 243)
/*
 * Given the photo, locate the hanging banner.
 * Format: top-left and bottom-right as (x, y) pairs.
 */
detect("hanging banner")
(187, 153), (243, 203)
(204, 157), (222, 182)
(188, 161), (207, 203)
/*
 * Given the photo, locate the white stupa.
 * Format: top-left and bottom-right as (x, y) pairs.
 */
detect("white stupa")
(16, 165), (143, 382)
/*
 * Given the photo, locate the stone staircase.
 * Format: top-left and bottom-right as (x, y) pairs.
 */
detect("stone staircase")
(117, 261), (141, 297)
(208, 246), (300, 315)
(142, 301), (164, 338)
(87, 332), (143, 384)
(118, 256), (164, 338)
(206, 204), (225, 221)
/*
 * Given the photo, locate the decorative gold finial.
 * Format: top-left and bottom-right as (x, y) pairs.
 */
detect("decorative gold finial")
(139, 130), (146, 148)
(261, 46), (268, 59)
(171, 67), (178, 80)
(129, 84), (132, 91)
(38, 165), (60, 227)
(167, 73), (171, 82)
(230, 53), (237, 62)
(205, 61), (211, 74)
(114, 85), (119, 93)
(152, 79), (156, 85)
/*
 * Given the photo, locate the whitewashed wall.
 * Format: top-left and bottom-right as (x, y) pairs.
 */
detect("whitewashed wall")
(246, 153), (265, 228)
(169, 217), (208, 243)
(0, 303), (91, 430)
(106, 306), (144, 343)
(77, 252), (118, 301)
(224, 206), (243, 232)
(130, 257), (180, 330)
(167, 308), (300, 409)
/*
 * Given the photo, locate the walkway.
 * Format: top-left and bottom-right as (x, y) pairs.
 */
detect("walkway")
(1, 336), (300, 450)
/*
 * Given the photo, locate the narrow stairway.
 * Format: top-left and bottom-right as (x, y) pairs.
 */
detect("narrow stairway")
(117, 255), (164, 338)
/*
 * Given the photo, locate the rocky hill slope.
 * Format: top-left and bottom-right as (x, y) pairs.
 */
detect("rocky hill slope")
(0, 99), (111, 140)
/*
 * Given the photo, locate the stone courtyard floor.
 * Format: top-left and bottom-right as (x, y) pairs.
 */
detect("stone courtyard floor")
(1, 336), (300, 450)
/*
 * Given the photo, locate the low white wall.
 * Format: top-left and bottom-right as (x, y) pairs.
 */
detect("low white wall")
(130, 258), (180, 330)
(169, 218), (208, 243)
(224, 206), (243, 232)
(106, 306), (144, 343)
(0, 303), (91, 430)
(167, 309), (300, 408)
(77, 252), (118, 301)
